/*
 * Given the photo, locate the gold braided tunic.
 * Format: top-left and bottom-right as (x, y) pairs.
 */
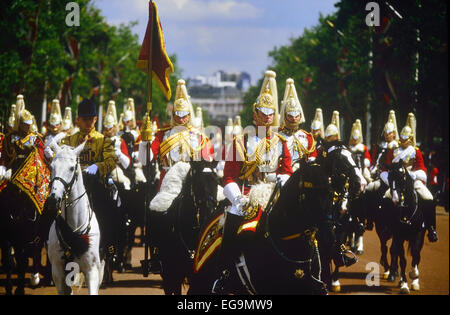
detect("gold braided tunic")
(61, 128), (116, 178)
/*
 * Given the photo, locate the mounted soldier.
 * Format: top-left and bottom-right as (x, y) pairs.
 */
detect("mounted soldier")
(348, 119), (372, 184)
(138, 79), (215, 273)
(315, 111), (366, 270)
(61, 106), (74, 136)
(60, 98), (117, 259)
(44, 99), (63, 145)
(369, 110), (400, 181)
(211, 70), (294, 294)
(1, 95), (47, 184)
(279, 78), (317, 170)
(0, 95), (50, 293)
(119, 98), (147, 188)
(103, 100), (131, 190)
(380, 113), (438, 243)
(310, 108), (325, 152)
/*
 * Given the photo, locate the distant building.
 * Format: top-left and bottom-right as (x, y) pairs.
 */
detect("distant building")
(188, 71), (250, 125)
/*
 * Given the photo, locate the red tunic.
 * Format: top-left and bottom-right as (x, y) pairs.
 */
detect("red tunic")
(223, 133), (293, 195)
(150, 127), (215, 190)
(383, 146), (427, 174)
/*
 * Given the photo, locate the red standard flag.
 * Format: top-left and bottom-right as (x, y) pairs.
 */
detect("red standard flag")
(137, 1), (174, 100)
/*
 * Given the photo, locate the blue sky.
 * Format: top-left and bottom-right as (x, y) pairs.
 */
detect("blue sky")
(92, 0), (338, 85)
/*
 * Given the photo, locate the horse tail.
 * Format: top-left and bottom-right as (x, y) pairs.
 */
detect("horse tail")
(55, 216), (90, 258)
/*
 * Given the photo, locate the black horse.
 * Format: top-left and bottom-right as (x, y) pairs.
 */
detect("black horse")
(385, 162), (427, 294)
(151, 161), (220, 295)
(0, 185), (41, 295)
(188, 161), (329, 295)
(364, 178), (396, 280)
(314, 147), (362, 293)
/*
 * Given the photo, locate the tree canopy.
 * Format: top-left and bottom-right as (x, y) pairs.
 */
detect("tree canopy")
(241, 0), (448, 151)
(0, 0), (181, 130)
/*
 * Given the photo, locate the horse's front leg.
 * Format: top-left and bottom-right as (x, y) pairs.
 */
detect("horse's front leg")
(409, 229), (426, 291)
(51, 259), (73, 295)
(397, 239), (409, 294)
(79, 240), (104, 295)
(1, 243), (14, 295)
(331, 265), (341, 293)
(388, 237), (399, 283)
(14, 246), (29, 295)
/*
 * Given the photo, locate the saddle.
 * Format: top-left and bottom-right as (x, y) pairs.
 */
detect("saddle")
(193, 205), (264, 274)
(9, 149), (51, 215)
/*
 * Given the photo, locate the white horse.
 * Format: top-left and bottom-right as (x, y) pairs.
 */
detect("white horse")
(46, 138), (104, 295)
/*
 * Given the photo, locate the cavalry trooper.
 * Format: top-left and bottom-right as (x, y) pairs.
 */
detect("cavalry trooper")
(279, 78), (317, 170)
(138, 79), (215, 273)
(0, 96), (48, 238)
(0, 95), (46, 180)
(369, 110), (400, 180)
(212, 70), (294, 294)
(103, 100), (131, 190)
(61, 106), (74, 136)
(5, 104), (17, 135)
(61, 98), (117, 255)
(315, 111), (367, 268)
(310, 108), (325, 152)
(348, 119), (372, 183)
(192, 106), (204, 131)
(118, 98), (143, 187)
(44, 99), (63, 145)
(380, 113), (438, 242)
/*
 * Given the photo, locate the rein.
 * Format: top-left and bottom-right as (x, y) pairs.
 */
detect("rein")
(263, 180), (313, 266)
(392, 166), (419, 225)
(50, 158), (93, 236)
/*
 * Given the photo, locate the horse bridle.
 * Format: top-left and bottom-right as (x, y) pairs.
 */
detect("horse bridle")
(263, 180), (314, 267)
(391, 165), (419, 225)
(50, 158), (92, 234)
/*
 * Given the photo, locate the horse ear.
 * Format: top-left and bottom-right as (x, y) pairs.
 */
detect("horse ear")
(73, 141), (86, 157)
(46, 132), (66, 155)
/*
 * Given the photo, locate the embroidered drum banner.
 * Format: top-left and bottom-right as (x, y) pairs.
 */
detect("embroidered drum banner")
(11, 149), (50, 214)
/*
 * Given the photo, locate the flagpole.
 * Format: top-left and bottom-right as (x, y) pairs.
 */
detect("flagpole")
(141, 0), (155, 278)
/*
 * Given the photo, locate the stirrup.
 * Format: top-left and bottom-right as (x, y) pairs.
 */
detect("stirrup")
(427, 229), (438, 243)
(333, 245), (358, 268)
(211, 270), (230, 295)
(149, 257), (161, 274)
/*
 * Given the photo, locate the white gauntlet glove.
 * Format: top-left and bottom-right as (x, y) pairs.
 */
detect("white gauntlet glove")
(223, 182), (248, 216)
(44, 146), (54, 159)
(138, 141), (153, 166)
(277, 174), (290, 186)
(115, 149), (130, 169)
(0, 166), (7, 180)
(84, 164), (98, 175)
(380, 171), (389, 186)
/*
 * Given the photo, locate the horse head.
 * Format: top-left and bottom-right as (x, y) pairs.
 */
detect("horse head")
(265, 161), (329, 265)
(388, 161), (418, 226)
(47, 138), (85, 213)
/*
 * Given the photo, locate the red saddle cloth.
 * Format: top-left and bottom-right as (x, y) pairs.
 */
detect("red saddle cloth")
(193, 206), (263, 274)
(8, 149), (51, 214)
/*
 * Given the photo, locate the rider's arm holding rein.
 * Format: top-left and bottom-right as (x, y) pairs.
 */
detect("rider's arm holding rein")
(137, 130), (164, 166)
(412, 148), (427, 184)
(277, 138), (294, 176)
(98, 136), (117, 177)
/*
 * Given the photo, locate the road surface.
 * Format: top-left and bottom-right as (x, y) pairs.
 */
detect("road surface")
(1, 207), (448, 295)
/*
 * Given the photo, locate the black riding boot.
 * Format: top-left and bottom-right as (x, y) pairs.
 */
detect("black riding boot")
(423, 200), (438, 242)
(35, 201), (58, 244)
(148, 211), (168, 274)
(211, 212), (243, 294)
